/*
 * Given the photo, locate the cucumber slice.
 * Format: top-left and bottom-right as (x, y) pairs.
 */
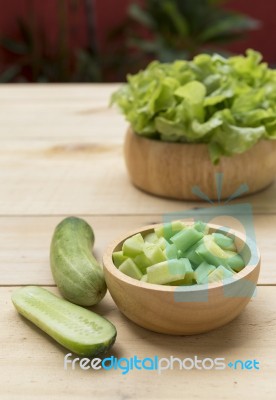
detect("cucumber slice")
(154, 221), (186, 241)
(147, 258), (190, 285)
(122, 233), (144, 257)
(203, 265), (234, 283)
(171, 228), (204, 252)
(144, 243), (167, 264)
(194, 262), (216, 284)
(212, 233), (236, 251)
(119, 259), (143, 280)
(112, 251), (128, 268)
(11, 286), (117, 357)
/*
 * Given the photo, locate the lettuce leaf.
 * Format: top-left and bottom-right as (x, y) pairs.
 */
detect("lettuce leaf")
(111, 49), (276, 163)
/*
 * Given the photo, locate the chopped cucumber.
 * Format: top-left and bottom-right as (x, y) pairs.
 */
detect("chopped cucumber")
(212, 233), (236, 251)
(157, 237), (167, 250)
(140, 274), (148, 282)
(122, 233), (144, 257)
(144, 243), (167, 264)
(164, 243), (178, 259)
(183, 239), (204, 266)
(194, 262), (216, 284)
(224, 251), (245, 272)
(196, 236), (228, 266)
(119, 258), (143, 280)
(194, 221), (209, 234)
(155, 220), (186, 241)
(171, 228), (204, 252)
(144, 232), (158, 243)
(134, 253), (151, 274)
(203, 265), (234, 283)
(115, 220), (246, 286)
(112, 251), (128, 268)
(147, 259), (190, 285)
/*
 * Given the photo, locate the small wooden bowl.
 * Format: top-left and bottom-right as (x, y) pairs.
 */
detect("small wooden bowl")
(103, 222), (260, 335)
(124, 127), (276, 200)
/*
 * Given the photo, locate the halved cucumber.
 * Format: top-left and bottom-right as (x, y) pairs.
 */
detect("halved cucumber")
(11, 286), (117, 357)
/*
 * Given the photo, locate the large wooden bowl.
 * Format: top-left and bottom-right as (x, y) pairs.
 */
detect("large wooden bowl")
(103, 222), (261, 335)
(124, 128), (276, 200)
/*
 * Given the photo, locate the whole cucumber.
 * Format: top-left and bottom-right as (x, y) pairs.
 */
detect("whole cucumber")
(50, 217), (107, 306)
(12, 286), (116, 357)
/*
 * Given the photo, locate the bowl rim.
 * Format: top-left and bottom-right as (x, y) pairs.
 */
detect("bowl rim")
(103, 221), (261, 293)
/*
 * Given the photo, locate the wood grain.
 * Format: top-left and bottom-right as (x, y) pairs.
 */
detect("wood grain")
(0, 85), (275, 400)
(125, 128), (276, 200)
(0, 85), (275, 215)
(1, 286), (275, 400)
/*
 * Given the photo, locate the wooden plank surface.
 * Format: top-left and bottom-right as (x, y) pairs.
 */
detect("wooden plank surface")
(1, 286), (276, 400)
(0, 215), (275, 286)
(0, 85), (276, 215)
(0, 85), (276, 400)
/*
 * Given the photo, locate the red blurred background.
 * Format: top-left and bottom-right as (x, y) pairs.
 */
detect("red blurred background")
(0, 0), (275, 82)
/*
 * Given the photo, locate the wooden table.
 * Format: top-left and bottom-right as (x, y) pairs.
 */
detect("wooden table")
(0, 85), (275, 400)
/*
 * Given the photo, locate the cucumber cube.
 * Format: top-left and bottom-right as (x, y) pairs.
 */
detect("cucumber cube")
(212, 233), (236, 251)
(194, 221), (209, 234)
(194, 261), (216, 284)
(183, 238), (204, 267)
(224, 251), (245, 272)
(171, 228), (204, 253)
(134, 253), (152, 274)
(196, 236), (227, 267)
(154, 220), (186, 241)
(144, 232), (159, 243)
(182, 261), (195, 284)
(140, 274), (148, 282)
(119, 258), (143, 280)
(144, 243), (167, 264)
(122, 233), (144, 257)
(164, 243), (178, 260)
(203, 265), (234, 283)
(157, 237), (167, 250)
(147, 259), (190, 285)
(112, 251), (128, 268)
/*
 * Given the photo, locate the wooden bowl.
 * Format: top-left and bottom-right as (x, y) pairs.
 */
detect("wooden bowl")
(124, 127), (276, 200)
(103, 222), (260, 335)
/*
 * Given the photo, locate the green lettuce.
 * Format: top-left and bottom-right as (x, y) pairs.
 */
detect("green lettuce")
(111, 50), (276, 163)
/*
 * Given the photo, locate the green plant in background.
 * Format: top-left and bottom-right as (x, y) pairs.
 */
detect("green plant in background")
(0, 0), (101, 83)
(108, 0), (260, 79)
